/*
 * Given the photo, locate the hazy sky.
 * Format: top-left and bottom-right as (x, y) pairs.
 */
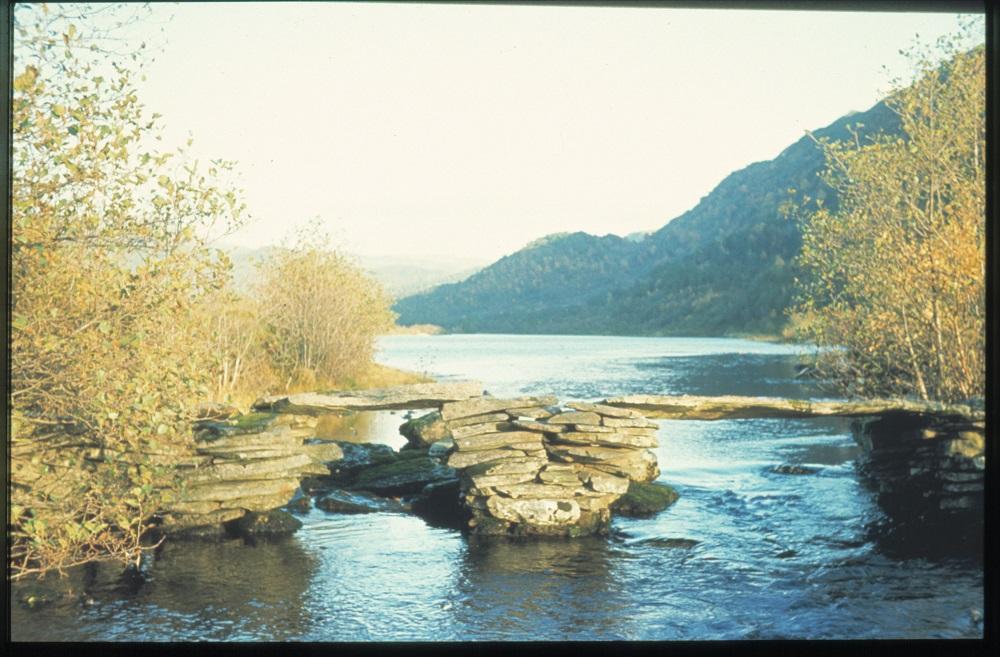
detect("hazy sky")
(124, 3), (974, 262)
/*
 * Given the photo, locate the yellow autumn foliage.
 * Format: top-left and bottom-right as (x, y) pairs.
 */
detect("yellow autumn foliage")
(795, 33), (984, 403)
(10, 4), (246, 578)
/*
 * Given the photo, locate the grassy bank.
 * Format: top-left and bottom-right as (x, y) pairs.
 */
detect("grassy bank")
(336, 362), (433, 390)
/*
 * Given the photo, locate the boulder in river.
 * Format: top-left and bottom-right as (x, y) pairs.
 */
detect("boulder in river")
(316, 489), (408, 514)
(227, 510), (303, 539)
(771, 463), (820, 475)
(610, 481), (680, 518)
(350, 455), (458, 496)
(399, 411), (453, 448)
(312, 442), (398, 488)
(428, 438), (456, 460)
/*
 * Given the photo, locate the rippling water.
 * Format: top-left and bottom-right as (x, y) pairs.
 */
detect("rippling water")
(10, 335), (983, 640)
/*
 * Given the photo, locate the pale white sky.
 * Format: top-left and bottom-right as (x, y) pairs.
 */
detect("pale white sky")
(124, 3), (975, 261)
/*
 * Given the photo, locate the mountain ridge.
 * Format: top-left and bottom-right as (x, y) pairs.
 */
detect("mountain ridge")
(393, 98), (900, 336)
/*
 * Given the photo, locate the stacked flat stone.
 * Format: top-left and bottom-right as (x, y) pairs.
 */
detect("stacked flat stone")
(543, 402), (660, 485)
(161, 415), (342, 532)
(441, 397), (660, 536)
(852, 413), (984, 516)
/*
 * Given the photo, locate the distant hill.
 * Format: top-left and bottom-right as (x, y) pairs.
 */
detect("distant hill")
(394, 99), (899, 336)
(220, 245), (485, 300)
(391, 231), (645, 333)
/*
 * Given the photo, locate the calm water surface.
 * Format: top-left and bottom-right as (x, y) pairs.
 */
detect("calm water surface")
(11, 335), (983, 640)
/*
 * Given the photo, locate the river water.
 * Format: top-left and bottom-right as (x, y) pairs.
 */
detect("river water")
(11, 335), (983, 641)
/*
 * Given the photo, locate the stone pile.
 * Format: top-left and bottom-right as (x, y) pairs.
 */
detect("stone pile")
(439, 397), (661, 536)
(852, 412), (985, 518)
(161, 413), (343, 533)
(543, 402), (660, 484)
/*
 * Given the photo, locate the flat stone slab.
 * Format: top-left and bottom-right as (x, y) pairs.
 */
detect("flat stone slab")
(447, 412), (510, 428)
(566, 401), (645, 419)
(450, 421), (515, 440)
(547, 411), (603, 425)
(448, 448), (532, 469)
(603, 395), (984, 421)
(441, 396), (559, 421)
(254, 381), (486, 414)
(187, 453), (314, 484)
(453, 431), (545, 452)
(601, 416), (659, 429)
(492, 482), (607, 499)
(180, 476), (301, 503)
(551, 431), (658, 449)
(511, 419), (564, 433)
(463, 456), (549, 477)
(161, 508), (247, 531)
(194, 425), (300, 451)
(469, 470), (540, 490)
(506, 406), (557, 420)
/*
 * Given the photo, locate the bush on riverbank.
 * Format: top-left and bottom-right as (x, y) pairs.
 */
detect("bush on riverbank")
(793, 27), (984, 403)
(254, 220), (397, 392)
(205, 221), (402, 407)
(10, 4), (247, 579)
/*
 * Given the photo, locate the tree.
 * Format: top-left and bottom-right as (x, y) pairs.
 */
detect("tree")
(256, 221), (396, 391)
(10, 4), (246, 578)
(794, 29), (984, 403)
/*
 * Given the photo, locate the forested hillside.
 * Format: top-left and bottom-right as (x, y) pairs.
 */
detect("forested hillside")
(394, 232), (646, 332)
(395, 99), (899, 335)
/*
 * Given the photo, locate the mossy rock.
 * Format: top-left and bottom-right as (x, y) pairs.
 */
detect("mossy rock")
(315, 442), (399, 488)
(336, 442), (398, 468)
(227, 510), (302, 538)
(17, 586), (64, 609)
(398, 445), (431, 459)
(350, 456), (456, 496)
(399, 411), (452, 448)
(316, 489), (407, 514)
(195, 412), (281, 439)
(232, 412), (282, 430)
(611, 481), (680, 518)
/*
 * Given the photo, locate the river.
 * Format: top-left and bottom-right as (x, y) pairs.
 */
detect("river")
(10, 335), (984, 640)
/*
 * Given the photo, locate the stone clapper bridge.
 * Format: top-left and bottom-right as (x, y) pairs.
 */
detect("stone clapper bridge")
(162, 383), (985, 539)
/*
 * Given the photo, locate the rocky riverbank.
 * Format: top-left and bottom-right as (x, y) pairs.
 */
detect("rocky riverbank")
(851, 411), (984, 525)
(159, 411), (339, 537)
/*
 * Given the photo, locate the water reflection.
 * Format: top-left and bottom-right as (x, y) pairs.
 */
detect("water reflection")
(145, 537), (317, 628)
(315, 410), (409, 446)
(451, 536), (628, 640)
(11, 536), (320, 641)
(295, 511), (465, 640)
